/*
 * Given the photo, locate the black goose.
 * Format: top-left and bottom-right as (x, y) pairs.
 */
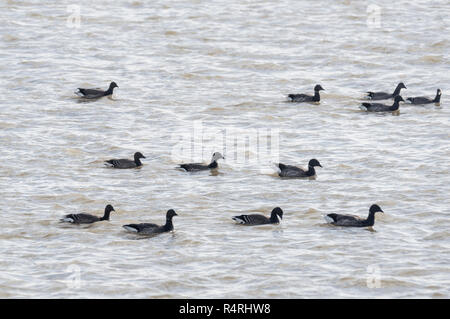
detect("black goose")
(75, 82), (118, 99)
(365, 82), (406, 100)
(60, 204), (115, 224)
(232, 207), (283, 226)
(179, 152), (224, 172)
(122, 209), (178, 235)
(406, 89), (441, 105)
(360, 95), (404, 112)
(324, 204), (384, 227)
(277, 159), (322, 178)
(288, 84), (324, 102)
(105, 152), (146, 169)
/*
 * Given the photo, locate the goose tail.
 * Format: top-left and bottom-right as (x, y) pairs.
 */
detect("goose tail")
(232, 216), (246, 224)
(323, 214), (335, 224)
(104, 160), (114, 168)
(123, 225), (139, 233)
(60, 217), (74, 223)
(359, 104), (369, 111)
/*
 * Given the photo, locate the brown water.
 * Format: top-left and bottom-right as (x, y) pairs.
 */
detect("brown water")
(0, 0), (449, 298)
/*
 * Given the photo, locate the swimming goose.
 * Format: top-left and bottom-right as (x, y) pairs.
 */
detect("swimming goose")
(75, 82), (118, 99)
(105, 152), (146, 169)
(365, 82), (406, 100)
(288, 84), (324, 103)
(179, 152), (224, 172)
(360, 95), (404, 112)
(60, 204), (115, 224)
(232, 207), (283, 225)
(406, 89), (441, 105)
(324, 204), (384, 227)
(277, 159), (322, 178)
(123, 209), (178, 234)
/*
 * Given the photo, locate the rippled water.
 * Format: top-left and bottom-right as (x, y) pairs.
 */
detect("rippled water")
(0, 0), (449, 298)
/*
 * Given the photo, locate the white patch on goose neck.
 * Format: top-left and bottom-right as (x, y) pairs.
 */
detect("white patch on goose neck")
(276, 215), (282, 223)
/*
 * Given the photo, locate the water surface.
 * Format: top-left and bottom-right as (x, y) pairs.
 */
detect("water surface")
(0, 0), (449, 298)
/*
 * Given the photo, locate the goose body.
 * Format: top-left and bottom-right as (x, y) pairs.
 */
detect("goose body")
(232, 207), (283, 226)
(324, 204), (384, 227)
(75, 82), (118, 99)
(366, 82), (406, 100)
(360, 96), (404, 112)
(288, 84), (324, 103)
(277, 159), (322, 178)
(60, 204), (115, 224)
(406, 89), (441, 105)
(105, 152), (146, 169)
(123, 209), (178, 235)
(179, 152), (224, 172)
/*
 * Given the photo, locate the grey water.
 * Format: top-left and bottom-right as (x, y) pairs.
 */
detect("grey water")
(0, 0), (449, 298)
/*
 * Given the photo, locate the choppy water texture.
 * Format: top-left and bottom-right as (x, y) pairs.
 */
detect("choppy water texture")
(0, 0), (449, 298)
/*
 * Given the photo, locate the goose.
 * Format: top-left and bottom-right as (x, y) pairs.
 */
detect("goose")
(365, 82), (406, 100)
(232, 207), (283, 225)
(324, 204), (384, 227)
(406, 89), (441, 105)
(360, 95), (404, 112)
(277, 159), (322, 178)
(179, 152), (224, 172)
(123, 209), (178, 235)
(60, 204), (115, 224)
(288, 84), (325, 103)
(75, 82), (118, 99)
(105, 152), (146, 169)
